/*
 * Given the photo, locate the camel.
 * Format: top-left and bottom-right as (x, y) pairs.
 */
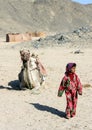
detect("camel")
(18, 50), (47, 90)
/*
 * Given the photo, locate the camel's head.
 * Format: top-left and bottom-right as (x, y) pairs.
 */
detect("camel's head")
(20, 49), (30, 62)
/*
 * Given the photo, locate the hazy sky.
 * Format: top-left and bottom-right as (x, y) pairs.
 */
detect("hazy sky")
(72, 0), (92, 4)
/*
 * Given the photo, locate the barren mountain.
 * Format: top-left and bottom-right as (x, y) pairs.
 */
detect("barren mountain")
(0, 0), (92, 34)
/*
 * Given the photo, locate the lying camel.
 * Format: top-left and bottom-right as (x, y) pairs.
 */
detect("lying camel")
(18, 50), (47, 90)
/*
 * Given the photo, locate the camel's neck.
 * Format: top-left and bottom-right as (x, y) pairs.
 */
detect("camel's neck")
(23, 60), (29, 69)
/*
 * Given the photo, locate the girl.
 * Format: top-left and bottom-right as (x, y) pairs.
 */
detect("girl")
(58, 63), (82, 119)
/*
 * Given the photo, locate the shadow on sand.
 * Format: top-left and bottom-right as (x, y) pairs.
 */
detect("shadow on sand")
(8, 80), (27, 90)
(0, 80), (27, 91)
(8, 80), (21, 90)
(0, 80), (21, 90)
(30, 103), (66, 118)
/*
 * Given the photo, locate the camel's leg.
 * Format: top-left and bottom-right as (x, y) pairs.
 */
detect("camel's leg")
(18, 69), (26, 89)
(26, 61), (34, 89)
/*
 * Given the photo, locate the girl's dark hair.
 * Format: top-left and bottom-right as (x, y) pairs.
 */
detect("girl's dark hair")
(65, 63), (76, 75)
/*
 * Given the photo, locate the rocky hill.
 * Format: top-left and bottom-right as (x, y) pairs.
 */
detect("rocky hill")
(0, 0), (92, 34)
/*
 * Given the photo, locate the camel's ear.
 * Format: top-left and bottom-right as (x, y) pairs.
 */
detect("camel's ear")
(20, 50), (23, 54)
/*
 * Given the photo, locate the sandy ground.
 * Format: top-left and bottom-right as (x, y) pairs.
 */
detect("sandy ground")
(0, 41), (92, 130)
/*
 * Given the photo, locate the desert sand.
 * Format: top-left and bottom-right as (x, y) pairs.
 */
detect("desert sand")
(0, 40), (92, 130)
(0, 0), (92, 129)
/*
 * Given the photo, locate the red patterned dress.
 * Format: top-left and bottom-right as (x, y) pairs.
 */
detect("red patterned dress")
(58, 73), (82, 118)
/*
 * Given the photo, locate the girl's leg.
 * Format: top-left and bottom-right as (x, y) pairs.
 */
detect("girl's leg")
(71, 91), (78, 117)
(65, 92), (73, 118)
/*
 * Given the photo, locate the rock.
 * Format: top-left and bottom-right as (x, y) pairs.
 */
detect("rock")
(74, 50), (84, 54)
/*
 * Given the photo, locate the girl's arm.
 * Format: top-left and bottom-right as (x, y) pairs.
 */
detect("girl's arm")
(58, 76), (67, 97)
(77, 76), (82, 95)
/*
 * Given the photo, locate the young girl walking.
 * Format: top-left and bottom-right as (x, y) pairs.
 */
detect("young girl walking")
(58, 63), (82, 119)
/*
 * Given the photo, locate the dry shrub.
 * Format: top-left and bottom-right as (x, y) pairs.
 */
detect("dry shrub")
(83, 84), (92, 88)
(30, 31), (46, 37)
(37, 32), (46, 38)
(31, 32), (37, 37)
